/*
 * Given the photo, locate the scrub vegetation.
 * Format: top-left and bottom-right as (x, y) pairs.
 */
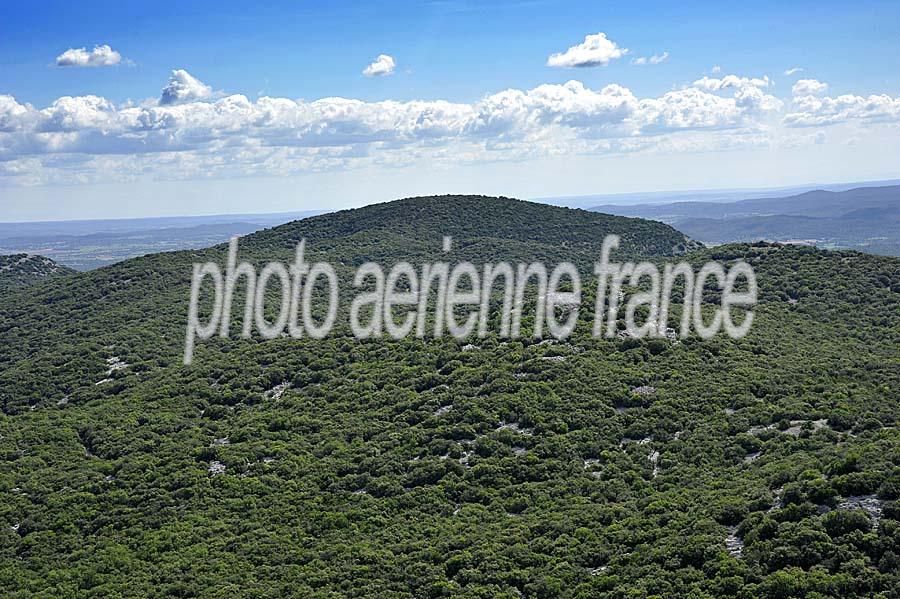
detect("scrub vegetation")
(0, 197), (898, 598)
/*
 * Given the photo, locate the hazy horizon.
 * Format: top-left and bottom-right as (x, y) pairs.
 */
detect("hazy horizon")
(2, 176), (899, 224)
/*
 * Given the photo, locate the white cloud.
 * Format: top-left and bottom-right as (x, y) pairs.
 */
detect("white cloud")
(159, 70), (213, 105)
(55, 44), (124, 67)
(783, 91), (900, 127)
(632, 52), (669, 66)
(784, 67), (804, 76)
(792, 78), (828, 96)
(0, 95), (31, 131)
(693, 74), (771, 91)
(711, 65), (722, 74)
(362, 54), (396, 77)
(40, 95), (117, 131)
(547, 33), (627, 68)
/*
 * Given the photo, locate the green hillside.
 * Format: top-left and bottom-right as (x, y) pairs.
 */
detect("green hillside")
(0, 197), (898, 598)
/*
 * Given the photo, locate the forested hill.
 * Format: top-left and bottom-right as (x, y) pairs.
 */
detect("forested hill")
(0, 254), (75, 291)
(0, 195), (698, 411)
(241, 195), (701, 263)
(0, 197), (899, 597)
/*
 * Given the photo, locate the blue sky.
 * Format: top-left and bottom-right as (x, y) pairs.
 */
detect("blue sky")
(1, 0), (900, 220)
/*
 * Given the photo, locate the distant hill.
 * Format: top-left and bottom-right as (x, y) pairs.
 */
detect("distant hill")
(538, 178), (900, 209)
(0, 253), (75, 291)
(590, 185), (900, 255)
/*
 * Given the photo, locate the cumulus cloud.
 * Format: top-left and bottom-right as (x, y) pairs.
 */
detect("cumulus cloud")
(711, 65), (722, 74)
(693, 74), (771, 91)
(783, 91), (900, 127)
(159, 70), (213, 105)
(689, 75), (782, 116)
(792, 78), (828, 96)
(547, 33), (627, 68)
(0, 95), (31, 131)
(784, 67), (804, 76)
(40, 95), (117, 132)
(362, 54), (396, 77)
(55, 45), (123, 67)
(781, 80), (900, 127)
(632, 52), (669, 66)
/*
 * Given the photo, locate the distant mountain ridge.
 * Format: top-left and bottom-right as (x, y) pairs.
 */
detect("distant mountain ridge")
(590, 185), (900, 255)
(538, 178), (900, 209)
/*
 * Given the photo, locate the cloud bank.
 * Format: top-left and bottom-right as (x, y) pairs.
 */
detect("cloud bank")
(0, 70), (897, 187)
